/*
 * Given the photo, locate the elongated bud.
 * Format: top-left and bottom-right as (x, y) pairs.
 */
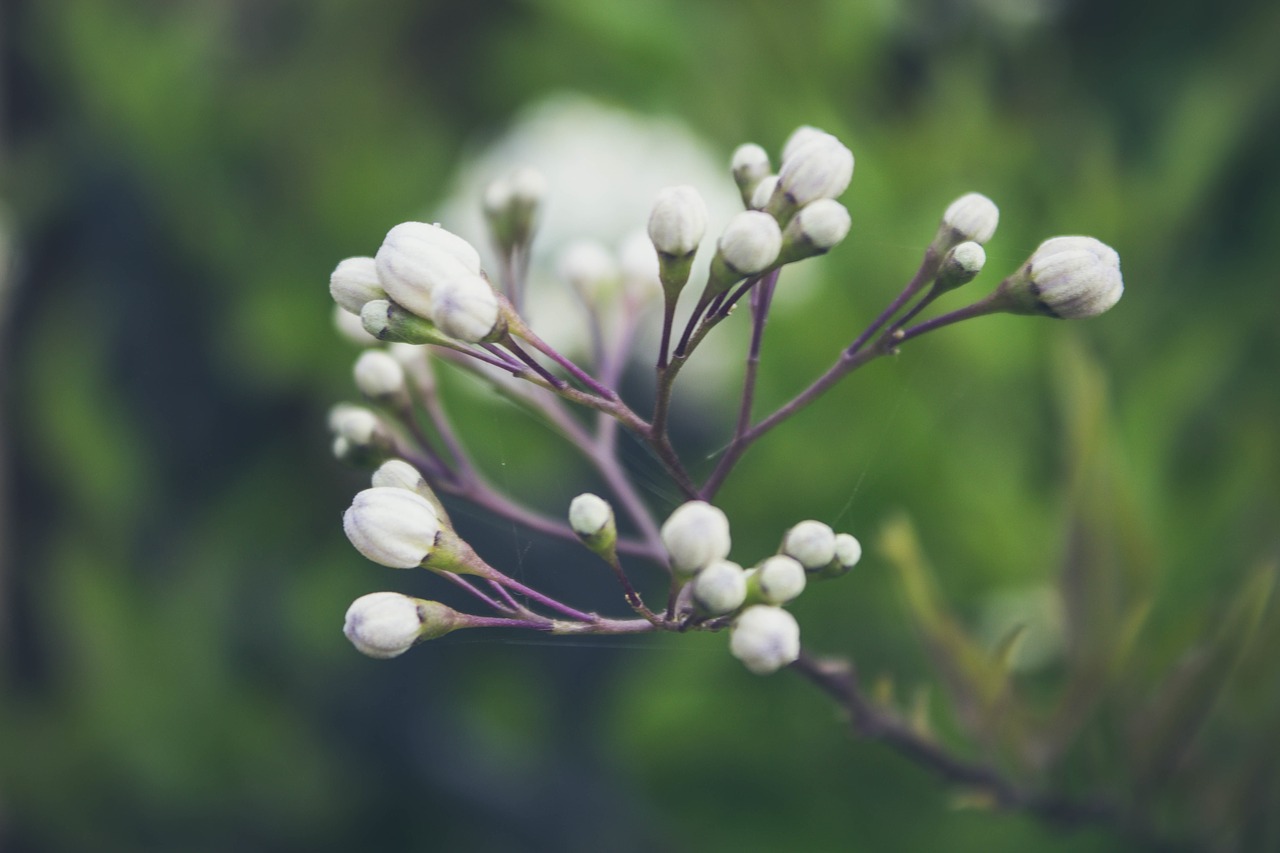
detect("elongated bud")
(730, 605), (801, 675)
(661, 500), (732, 576)
(569, 493), (617, 557)
(429, 273), (505, 343)
(375, 222), (483, 319)
(707, 211), (783, 294)
(692, 560), (748, 615)
(648, 186), (708, 298)
(353, 349), (406, 400)
(782, 520), (837, 571)
(343, 592), (462, 658)
(820, 533), (862, 578)
(995, 236), (1123, 319)
(780, 125), (830, 164)
(372, 459), (450, 522)
(750, 175), (779, 211)
(934, 193), (999, 253)
(343, 486), (441, 569)
(330, 256), (385, 315)
(731, 143), (771, 207)
(777, 199), (851, 265)
(934, 241), (986, 292)
(484, 167), (547, 252)
(361, 299), (456, 346)
(751, 555), (807, 605)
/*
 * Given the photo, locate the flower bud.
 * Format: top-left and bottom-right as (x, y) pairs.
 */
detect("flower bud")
(661, 500), (732, 575)
(707, 211), (783, 294)
(753, 555), (807, 605)
(782, 520), (837, 571)
(343, 486), (441, 569)
(361, 299), (456, 346)
(935, 241), (986, 292)
(937, 193), (999, 249)
(750, 175), (779, 211)
(343, 592), (461, 659)
(558, 240), (619, 302)
(820, 532), (863, 578)
(329, 404), (392, 464)
(775, 133), (854, 210)
(371, 458), (425, 492)
(730, 605), (801, 675)
(996, 236), (1123, 319)
(429, 272), (504, 343)
(777, 199), (851, 265)
(483, 167), (547, 252)
(330, 256), (385, 315)
(780, 125), (830, 165)
(375, 222), (482, 319)
(353, 349), (406, 400)
(648, 185), (708, 258)
(692, 560), (748, 616)
(569, 493), (617, 556)
(334, 304), (379, 347)
(731, 143), (771, 207)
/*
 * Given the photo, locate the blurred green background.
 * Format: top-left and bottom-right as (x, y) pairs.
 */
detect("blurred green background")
(2, 0), (1278, 851)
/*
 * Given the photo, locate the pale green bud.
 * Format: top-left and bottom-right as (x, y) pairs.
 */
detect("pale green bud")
(661, 500), (731, 576)
(343, 592), (461, 659)
(692, 560), (748, 615)
(730, 605), (801, 675)
(782, 520), (837, 571)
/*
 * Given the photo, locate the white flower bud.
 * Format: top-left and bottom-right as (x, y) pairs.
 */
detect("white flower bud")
(371, 459), (425, 492)
(935, 241), (986, 292)
(558, 240), (619, 301)
(998, 236), (1123, 319)
(941, 193), (999, 245)
(730, 605), (801, 675)
(647, 185), (708, 258)
(343, 592), (461, 658)
(661, 500), (731, 575)
(829, 532), (860, 571)
(782, 520), (837, 571)
(569, 493), (613, 538)
(780, 125), (831, 165)
(731, 143), (771, 205)
(330, 256), (385, 315)
(692, 560), (748, 616)
(755, 555), (807, 605)
(717, 210), (783, 276)
(750, 175), (779, 210)
(777, 134), (854, 207)
(484, 167), (547, 251)
(618, 230), (661, 304)
(343, 486), (441, 568)
(353, 349), (406, 399)
(375, 222), (482, 319)
(329, 404), (381, 445)
(778, 199), (851, 264)
(429, 272), (503, 343)
(333, 304), (379, 347)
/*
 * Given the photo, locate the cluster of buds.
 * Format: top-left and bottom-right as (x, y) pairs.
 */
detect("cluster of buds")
(326, 122), (1123, 676)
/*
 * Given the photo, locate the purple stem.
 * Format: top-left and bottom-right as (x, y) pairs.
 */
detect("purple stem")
(486, 578), (524, 611)
(518, 326), (618, 400)
(440, 572), (514, 614)
(845, 250), (938, 356)
(487, 572), (600, 623)
(502, 338), (568, 390)
(465, 615), (555, 631)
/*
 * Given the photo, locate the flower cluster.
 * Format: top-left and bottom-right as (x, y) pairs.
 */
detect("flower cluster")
(326, 123), (1123, 675)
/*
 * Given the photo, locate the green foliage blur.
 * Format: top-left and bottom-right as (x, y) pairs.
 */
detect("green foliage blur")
(3, 0), (1278, 851)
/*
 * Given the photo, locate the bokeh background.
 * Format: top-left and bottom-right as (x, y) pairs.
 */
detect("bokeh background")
(3, 1), (1279, 851)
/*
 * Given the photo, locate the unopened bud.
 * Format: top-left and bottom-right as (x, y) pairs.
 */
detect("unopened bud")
(995, 236), (1123, 319)
(782, 520), (837, 571)
(777, 199), (851, 265)
(343, 486), (441, 569)
(648, 185), (708, 257)
(375, 222), (483, 319)
(329, 404), (391, 464)
(661, 500), (732, 576)
(752, 555), (807, 604)
(484, 167), (547, 252)
(774, 133), (854, 216)
(730, 605), (801, 675)
(780, 125), (830, 165)
(361, 299), (456, 346)
(731, 143), (772, 207)
(935, 241), (986, 292)
(334, 304), (379, 347)
(343, 592), (461, 659)
(692, 560), (748, 616)
(820, 532), (862, 578)
(429, 273), (504, 343)
(750, 175), (779, 211)
(371, 458), (425, 492)
(569, 493), (617, 557)
(353, 349), (407, 400)
(330, 256), (385, 315)
(708, 211), (783, 294)
(936, 193), (999, 251)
